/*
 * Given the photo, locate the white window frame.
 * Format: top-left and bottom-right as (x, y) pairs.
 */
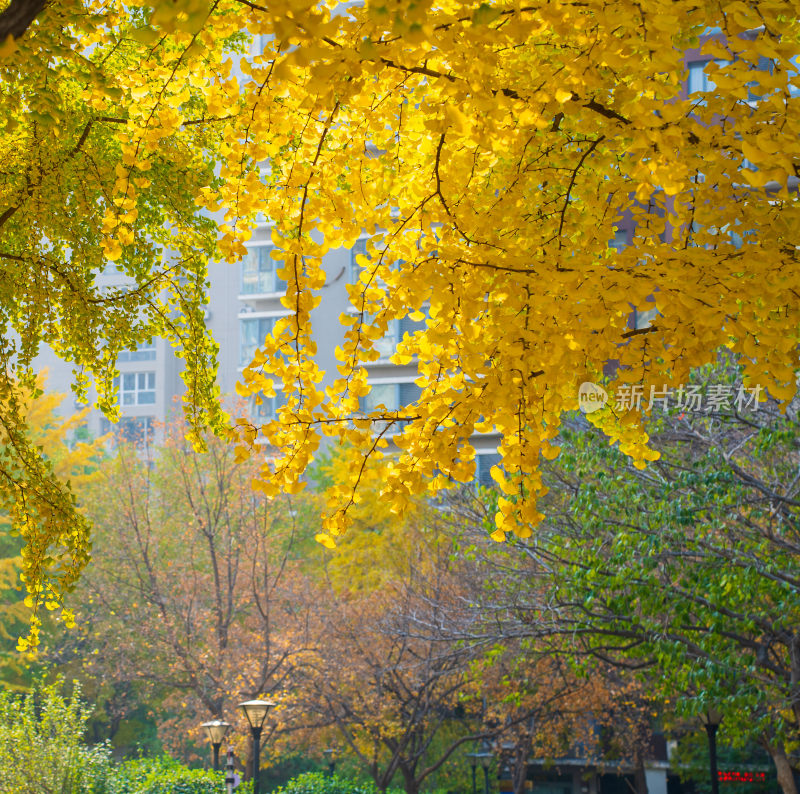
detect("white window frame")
(118, 342), (156, 362)
(239, 312), (289, 367)
(117, 372), (156, 406)
(240, 244), (287, 297)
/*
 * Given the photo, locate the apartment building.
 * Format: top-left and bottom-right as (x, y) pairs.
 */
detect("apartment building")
(36, 219), (502, 484)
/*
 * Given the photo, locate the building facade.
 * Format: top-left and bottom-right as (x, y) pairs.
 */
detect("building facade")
(38, 221), (504, 482)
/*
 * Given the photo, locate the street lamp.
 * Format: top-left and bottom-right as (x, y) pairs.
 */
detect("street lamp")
(466, 750), (478, 794)
(466, 741), (493, 794)
(240, 699), (275, 794)
(701, 708), (722, 794)
(479, 745), (492, 794)
(323, 748), (337, 777)
(201, 719), (231, 771)
(467, 753), (478, 794)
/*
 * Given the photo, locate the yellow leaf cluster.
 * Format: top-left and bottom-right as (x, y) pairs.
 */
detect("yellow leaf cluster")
(203, 0), (800, 543)
(5, 0), (800, 563)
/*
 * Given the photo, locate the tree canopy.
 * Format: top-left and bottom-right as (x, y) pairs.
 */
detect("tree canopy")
(210, 0), (800, 546)
(0, 0), (241, 628)
(453, 365), (800, 793)
(1, 0), (799, 612)
(0, 376), (102, 655)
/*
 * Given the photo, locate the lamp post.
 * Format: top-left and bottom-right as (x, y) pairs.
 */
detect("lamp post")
(240, 699), (275, 794)
(466, 752), (478, 794)
(323, 748), (337, 777)
(480, 746), (492, 794)
(467, 741), (493, 794)
(201, 719), (230, 771)
(701, 708), (722, 794)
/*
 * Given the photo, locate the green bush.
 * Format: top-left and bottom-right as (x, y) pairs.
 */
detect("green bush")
(274, 772), (400, 794)
(0, 678), (258, 794)
(0, 678), (113, 794)
(110, 755), (253, 794)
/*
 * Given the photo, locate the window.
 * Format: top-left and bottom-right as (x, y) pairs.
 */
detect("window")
(116, 372), (156, 405)
(353, 310), (428, 361)
(687, 219), (707, 248)
(728, 227), (746, 249)
(241, 246), (287, 295)
(687, 59), (729, 96)
(746, 55), (775, 102)
(100, 415), (155, 444)
(240, 316), (276, 366)
(361, 383), (397, 413)
(632, 306), (658, 330)
(475, 453), (502, 488)
(373, 322), (398, 360)
(118, 416), (154, 443)
(790, 55), (800, 98)
(360, 381), (422, 413)
(350, 236), (396, 286)
(250, 388), (286, 422)
(688, 220), (751, 250)
(118, 342), (156, 362)
(351, 237), (371, 283)
(398, 314), (426, 339)
(72, 423), (90, 444)
(608, 228), (628, 252)
(379, 313), (428, 360)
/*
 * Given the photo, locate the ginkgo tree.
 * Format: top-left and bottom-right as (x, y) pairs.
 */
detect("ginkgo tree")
(0, 0), (242, 633)
(2, 0), (800, 620)
(207, 0), (800, 545)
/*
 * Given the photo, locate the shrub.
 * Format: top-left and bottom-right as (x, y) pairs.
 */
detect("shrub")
(109, 755), (253, 794)
(274, 772), (400, 794)
(0, 679), (252, 794)
(0, 678), (113, 794)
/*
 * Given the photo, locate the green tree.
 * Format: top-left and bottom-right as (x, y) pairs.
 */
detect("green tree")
(502, 367), (800, 794)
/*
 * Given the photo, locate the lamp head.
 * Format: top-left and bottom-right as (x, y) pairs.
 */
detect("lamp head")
(239, 699), (275, 730)
(201, 719), (231, 745)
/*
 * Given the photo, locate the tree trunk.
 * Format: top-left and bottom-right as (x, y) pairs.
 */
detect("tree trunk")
(242, 743), (254, 781)
(765, 742), (798, 794)
(399, 764), (420, 794)
(633, 757), (649, 794)
(514, 748), (529, 794)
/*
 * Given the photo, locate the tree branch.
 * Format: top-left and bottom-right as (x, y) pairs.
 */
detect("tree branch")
(0, 0), (47, 41)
